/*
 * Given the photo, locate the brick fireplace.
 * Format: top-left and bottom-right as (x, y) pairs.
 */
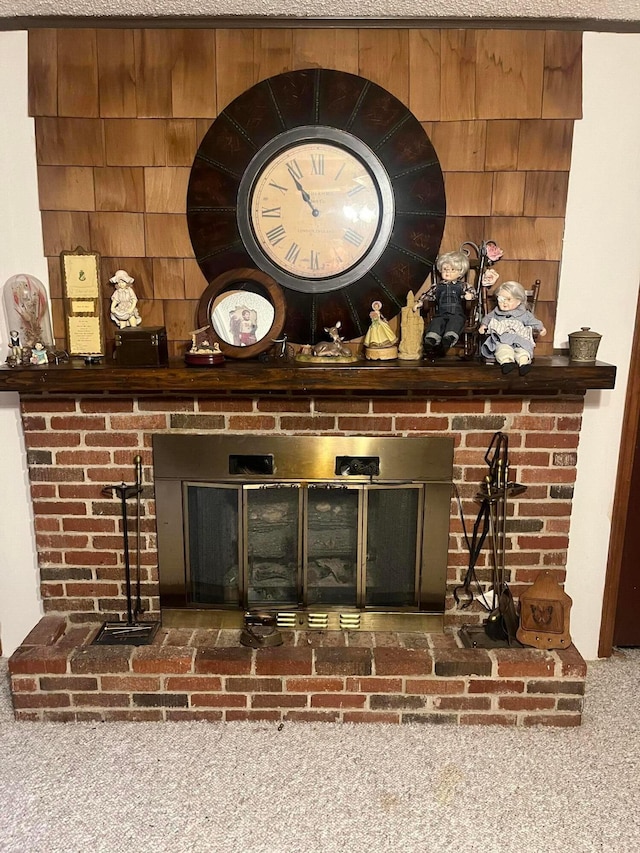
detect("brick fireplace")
(5, 382), (594, 724)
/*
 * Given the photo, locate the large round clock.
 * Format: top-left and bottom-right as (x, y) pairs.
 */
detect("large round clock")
(187, 69), (446, 344)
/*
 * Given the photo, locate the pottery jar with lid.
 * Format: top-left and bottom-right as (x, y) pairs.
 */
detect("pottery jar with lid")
(568, 326), (602, 362)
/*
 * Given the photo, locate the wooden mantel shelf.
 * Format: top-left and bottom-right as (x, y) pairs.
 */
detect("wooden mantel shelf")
(0, 355), (616, 396)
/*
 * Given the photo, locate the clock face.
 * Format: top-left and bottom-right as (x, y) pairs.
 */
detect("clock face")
(187, 69), (446, 344)
(238, 128), (395, 293)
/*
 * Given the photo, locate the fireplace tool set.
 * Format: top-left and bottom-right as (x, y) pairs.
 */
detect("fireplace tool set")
(456, 431), (526, 648)
(93, 455), (160, 646)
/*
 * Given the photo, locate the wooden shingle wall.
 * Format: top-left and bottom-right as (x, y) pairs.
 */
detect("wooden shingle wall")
(28, 28), (581, 357)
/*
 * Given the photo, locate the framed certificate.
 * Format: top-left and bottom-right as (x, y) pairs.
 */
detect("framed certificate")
(60, 247), (105, 356)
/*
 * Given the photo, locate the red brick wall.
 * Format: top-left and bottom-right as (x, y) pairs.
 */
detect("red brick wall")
(20, 393), (583, 628)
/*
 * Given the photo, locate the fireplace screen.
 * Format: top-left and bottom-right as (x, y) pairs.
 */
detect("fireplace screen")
(154, 435), (453, 615)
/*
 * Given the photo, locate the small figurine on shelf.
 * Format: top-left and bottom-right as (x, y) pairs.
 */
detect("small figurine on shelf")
(30, 341), (49, 365)
(414, 251), (475, 355)
(313, 321), (355, 359)
(478, 281), (546, 375)
(363, 300), (398, 361)
(109, 270), (142, 329)
(185, 325), (225, 366)
(9, 330), (22, 360)
(398, 292), (424, 361)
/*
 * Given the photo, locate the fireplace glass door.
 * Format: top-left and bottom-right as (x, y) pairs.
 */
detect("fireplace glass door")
(185, 481), (423, 611)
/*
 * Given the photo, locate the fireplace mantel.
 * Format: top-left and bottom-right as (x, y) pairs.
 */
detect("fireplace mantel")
(0, 356), (616, 396)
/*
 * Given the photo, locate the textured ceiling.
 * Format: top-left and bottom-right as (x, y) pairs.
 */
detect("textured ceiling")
(2, 0), (640, 22)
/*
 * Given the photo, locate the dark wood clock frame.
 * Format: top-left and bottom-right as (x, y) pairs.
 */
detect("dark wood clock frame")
(187, 68), (446, 345)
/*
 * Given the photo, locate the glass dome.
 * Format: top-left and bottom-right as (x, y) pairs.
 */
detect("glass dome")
(2, 274), (53, 349)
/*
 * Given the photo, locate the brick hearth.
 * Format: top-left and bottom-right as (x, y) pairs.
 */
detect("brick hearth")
(9, 616), (586, 725)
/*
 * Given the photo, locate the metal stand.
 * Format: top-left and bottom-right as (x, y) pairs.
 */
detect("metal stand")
(93, 464), (159, 646)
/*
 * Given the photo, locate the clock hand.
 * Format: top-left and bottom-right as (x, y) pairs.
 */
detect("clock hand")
(291, 175), (320, 217)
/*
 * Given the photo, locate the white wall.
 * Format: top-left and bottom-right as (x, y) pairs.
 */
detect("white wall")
(0, 31), (45, 655)
(555, 32), (640, 659)
(0, 29), (638, 658)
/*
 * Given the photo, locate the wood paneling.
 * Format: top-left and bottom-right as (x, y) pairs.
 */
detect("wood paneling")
(409, 30), (441, 121)
(543, 31), (582, 119)
(359, 30), (409, 104)
(89, 212), (146, 257)
(444, 172), (493, 216)
(441, 30), (476, 121)
(429, 121), (487, 172)
(134, 30), (174, 118)
(489, 216), (564, 261)
(517, 119), (573, 170)
(171, 30), (217, 119)
(524, 172), (570, 216)
(28, 29), (57, 117)
(27, 27), (582, 352)
(166, 120), (198, 167)
(184, 258), (208, 300)
(41, 211), (90, 256)
(475, 30), (545, 119)
(254, 29), (293, 82)
(292, 29), (359, 74)
(144, 167), (190, 213)
(97, 30), (137, 118)
(145, 213), (194, 258)
(104, 119), (166, 166)
(152, 259), (186, 300)
(215, 30), (256, 110)
(485, 120), (521, 171)
(57, 29), (99, 119)
(94, 167), (145, 212)
(492, 172), (526, 216)
(37, 166), (95, 211)
(35, 118), (104, 166)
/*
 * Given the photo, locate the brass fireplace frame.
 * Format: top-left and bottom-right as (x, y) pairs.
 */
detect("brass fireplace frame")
(154, 434), (453, 631)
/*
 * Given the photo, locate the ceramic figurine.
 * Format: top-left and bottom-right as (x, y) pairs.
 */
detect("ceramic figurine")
(313, 321), (355, 359)
(109, 270), (142, 329)
(415, 251), (475, 354)
(398, 292), (424, 360)
(30, 341), (49, 365)
(479, 281), (546, 375)
(363, 300), (398, 360)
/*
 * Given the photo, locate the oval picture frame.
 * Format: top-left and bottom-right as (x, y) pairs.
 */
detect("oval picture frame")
(196, 268), (286, 359)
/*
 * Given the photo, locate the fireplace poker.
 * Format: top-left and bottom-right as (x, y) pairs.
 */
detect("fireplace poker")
(134, 455), (144, 619)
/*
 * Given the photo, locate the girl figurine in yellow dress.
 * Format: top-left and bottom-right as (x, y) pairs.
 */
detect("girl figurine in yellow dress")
(363, 300), (398, 360)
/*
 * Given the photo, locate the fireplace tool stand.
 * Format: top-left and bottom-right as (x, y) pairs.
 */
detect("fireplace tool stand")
(93, 459), (160, 646)
(458, 431), (525, 649)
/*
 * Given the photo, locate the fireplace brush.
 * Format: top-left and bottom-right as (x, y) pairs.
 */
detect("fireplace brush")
(92, 456), (159, 646)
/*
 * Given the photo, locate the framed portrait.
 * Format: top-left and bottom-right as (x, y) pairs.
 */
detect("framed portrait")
(196, 268), (286, 359)
(60, 247), (105, 356)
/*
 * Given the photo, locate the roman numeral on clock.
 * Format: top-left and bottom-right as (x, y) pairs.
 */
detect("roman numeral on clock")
(286, 160), (303, 180)
(268, 181), (288, 194)
(261, 206), (281, 218)
(266, 225), (286, 245)
(344, 229), (364, 247)
(311, 154), (325, 175)
(285, 242), (300, 264)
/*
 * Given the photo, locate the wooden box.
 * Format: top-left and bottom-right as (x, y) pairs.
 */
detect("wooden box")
(114, 326), (168, 367)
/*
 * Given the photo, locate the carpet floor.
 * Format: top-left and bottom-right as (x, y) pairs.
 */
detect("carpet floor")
(0, 649), (638, 853)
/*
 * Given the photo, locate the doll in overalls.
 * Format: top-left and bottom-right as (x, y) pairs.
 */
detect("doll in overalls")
(417, 251), (475, 353)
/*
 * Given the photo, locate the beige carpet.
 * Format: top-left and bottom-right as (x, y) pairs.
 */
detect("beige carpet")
(0, 649), (638, 853)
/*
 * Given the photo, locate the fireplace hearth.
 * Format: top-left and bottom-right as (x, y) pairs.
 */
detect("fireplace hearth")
(154, 435), (453, 631)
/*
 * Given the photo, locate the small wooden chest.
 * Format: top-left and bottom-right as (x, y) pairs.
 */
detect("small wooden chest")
(114, 326), (169, 367)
